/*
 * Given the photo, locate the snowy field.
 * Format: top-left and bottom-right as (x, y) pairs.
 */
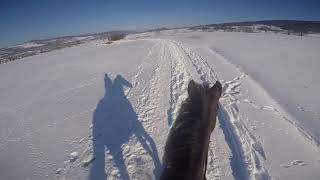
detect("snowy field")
(1, 30), (320, 180)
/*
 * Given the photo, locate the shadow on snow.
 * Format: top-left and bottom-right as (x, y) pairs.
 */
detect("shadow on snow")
(90, 74), (161, 180)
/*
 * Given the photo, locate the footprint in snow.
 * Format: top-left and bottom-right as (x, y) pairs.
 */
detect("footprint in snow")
(281, 160), (308, 168)
(280, 164), (291, 168)
(280, 160), (308, 168)
(69, 151), (79, 162)
(291, 160), (308, 166)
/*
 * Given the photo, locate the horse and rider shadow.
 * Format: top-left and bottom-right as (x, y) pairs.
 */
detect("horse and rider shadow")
(90, 74), (162, 180)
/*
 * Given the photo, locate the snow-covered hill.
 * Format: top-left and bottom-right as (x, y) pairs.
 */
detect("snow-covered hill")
(1, 30), (320, 180)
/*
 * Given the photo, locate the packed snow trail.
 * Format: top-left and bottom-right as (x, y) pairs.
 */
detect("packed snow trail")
(164, 40), (191, 127)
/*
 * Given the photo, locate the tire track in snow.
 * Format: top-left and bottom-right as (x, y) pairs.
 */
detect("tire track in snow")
(120, 40), (174, 179)
(172, 41), (219, 85)
(104, 41), (165, 179)
(170, 40), (270, 180)
(134, 40), (168, 133)
(163, 40), (191, 127)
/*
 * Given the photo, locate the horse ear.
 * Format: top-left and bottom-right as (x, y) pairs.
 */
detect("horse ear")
(209, 81), (222, 97)
(188, 80), (197, 96)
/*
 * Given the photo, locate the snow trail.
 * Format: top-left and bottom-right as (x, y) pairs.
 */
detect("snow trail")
(163, 40), (191, 127)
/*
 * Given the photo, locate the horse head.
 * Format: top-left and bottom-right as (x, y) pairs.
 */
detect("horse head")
(161, 79), (222, 180)
(187, 80), (222, 133)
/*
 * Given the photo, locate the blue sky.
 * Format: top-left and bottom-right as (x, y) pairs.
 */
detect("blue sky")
(1, 0), (319, 47)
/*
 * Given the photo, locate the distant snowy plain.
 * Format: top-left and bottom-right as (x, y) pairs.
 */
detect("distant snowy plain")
(1, 30), (320, 180)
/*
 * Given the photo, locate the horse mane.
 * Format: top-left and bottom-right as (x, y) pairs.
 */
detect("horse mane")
(162, 95), (207, 179)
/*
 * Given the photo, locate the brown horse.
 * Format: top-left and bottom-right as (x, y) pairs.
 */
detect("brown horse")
(161, 80), (222, 180)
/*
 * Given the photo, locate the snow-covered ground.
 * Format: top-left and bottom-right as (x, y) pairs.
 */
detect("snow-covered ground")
(16, 42), (44, 48)
(1, 30), (320, 180)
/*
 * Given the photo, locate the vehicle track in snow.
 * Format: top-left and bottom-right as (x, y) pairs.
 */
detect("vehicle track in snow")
(164, 40), (191, 127)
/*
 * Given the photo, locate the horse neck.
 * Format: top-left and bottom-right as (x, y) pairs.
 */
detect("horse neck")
(163, 98), (211, 179)
(184, 97), (213, 179)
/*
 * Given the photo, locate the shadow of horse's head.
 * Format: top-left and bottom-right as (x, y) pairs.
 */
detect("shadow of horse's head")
(114, 74), (132, 88)
(103, 74), (132, 96)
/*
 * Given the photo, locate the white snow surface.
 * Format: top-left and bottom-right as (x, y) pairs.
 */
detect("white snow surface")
(74, 36), (95, 41)
(16, 42), (44, 48)
(1, 31), (320, 180)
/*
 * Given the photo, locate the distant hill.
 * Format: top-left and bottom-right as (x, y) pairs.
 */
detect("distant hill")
(190, 20), (320, 33)
(2, 20), (320, 64)
(0, 30), (135, 64)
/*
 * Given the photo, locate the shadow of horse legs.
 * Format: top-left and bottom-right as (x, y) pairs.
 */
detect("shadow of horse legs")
(135, 131), (162, 177)
(108, 145), (130, 180)
(90, 140), (106, 180)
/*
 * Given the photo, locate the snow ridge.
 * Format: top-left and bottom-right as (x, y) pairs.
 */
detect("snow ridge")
(210, 47), (320, 147)
(243, 98), (320, 146)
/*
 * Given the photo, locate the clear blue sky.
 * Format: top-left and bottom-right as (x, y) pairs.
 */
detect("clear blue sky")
(1, 0), (319, 47)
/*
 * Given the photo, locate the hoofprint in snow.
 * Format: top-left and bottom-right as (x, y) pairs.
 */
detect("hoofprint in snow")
(1, 31), (320, 180)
